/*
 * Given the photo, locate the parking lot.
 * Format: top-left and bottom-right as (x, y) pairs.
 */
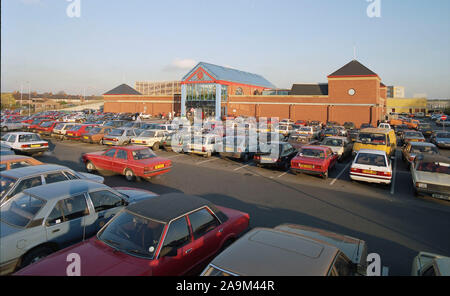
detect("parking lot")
(32, 128), (450, 276)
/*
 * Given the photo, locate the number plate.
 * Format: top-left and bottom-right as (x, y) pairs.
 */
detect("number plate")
(432, 194), (449, 201)
(31, 144), (41, 148)
(226, 147), (234, 152)
(261, 157), (273, 162)
(84, 136), (89, 139)
(67, 133), (73, 136)
(301, 164), (313, 169)
(134, 140), (142, 144)
(363, 170), (377, 175)
(155, 164), (165, 169)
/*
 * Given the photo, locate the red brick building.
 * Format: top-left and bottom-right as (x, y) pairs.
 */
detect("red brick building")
(103, 60), (388, 126)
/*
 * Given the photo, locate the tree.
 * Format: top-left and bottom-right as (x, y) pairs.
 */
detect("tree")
(1, 93), (17, 109)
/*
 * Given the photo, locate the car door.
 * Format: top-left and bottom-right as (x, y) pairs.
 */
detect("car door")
(186, 208), (222, 271)
(84, 189), (126, 237)
(45, 194), (90, 248)
(97, 148), (117, 171)
(156, 216), (197, 276)
(112, 149), (128, 174)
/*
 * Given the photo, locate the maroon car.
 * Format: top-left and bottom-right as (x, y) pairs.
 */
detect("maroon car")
(65, 124), (98, 140)
(15, 193), (250, 276)
(290, 145), (339, 179)
(82, 146), (172, 182)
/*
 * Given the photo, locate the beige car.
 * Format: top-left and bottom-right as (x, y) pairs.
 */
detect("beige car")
(201, 224), (368, 276)
(411, 154), (450, 201)
(411, 252), (450, 276)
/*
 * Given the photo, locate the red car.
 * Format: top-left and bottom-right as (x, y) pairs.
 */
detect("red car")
(82, 146), (172, 181)
(290, 145), (338, 179)
(15, 193), (250, 276)
(295, 120), (308, 126)
(35, 121), (60, 136)
(65, 124), (98, 140)
(26, 118), (52, 133)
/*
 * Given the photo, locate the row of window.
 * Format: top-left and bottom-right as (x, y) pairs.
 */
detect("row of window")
(185, 84), (228, 102)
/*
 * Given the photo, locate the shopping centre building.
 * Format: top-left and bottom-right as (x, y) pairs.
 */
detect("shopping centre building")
(104, 59), (396, 126)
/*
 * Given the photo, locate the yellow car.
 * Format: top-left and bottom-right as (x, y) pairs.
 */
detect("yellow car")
(352, 128), (397, 158)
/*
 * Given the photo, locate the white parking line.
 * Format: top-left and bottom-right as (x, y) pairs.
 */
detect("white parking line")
(277, 171), (289, 178)
(197, 158), (219, 165)
(234, 164), (250, 171)
(390, 152), (398, 195)
(329, 162), (352, 186)
(165, 154), (184, 159)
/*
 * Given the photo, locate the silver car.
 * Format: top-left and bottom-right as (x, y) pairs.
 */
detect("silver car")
(0, 164), (104, 205)
(102, 128), (137, 146)
(1, 120), (25, 132)
(0, 180), (157, 275)
(411, 154), (450, 201)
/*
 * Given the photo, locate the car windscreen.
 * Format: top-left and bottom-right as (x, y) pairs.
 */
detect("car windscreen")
(18, 134), (42, 142)
(324, 129), (337, 134)
(132, 148), (156, 160)
(300, 148), (325, 159)
(299, 127), (312, 132)
(419, 124), (431, 129)
(69, 125), (83, 131)
(355, 153), (387, 167)
(0, 193), (45, 227)
(358, 133), (386, 145)
(54, 123), (65, 130)
(40, 121), (54, 127)
(141, 131), (156, 138)
(322, 139), (343, 147)
(416, 161), (450, 175)
(410, 145), (438, 154)
(108, 129), (124, 136)
(97, 211), (165, 259)
(405, 132), (422, 138)
(0, 175), (16, 199)
(89, 127), (102, 134)
(436, 133), (450, 139)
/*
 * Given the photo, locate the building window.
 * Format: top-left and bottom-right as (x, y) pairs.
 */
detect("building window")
(235, 87), (243, 95)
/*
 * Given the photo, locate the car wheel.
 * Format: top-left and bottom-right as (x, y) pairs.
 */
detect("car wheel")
(86, 161), (96, 173)
(21, 246), (54, 269)
(152, 142), (160, 151)
(241, 153), (249, 162)
(99, 139), (103, 145)
(124, 169), (135, 182)
(204, 151), (212, 158)
(322, 170), (329, 180)
(2, 126), (7, 132)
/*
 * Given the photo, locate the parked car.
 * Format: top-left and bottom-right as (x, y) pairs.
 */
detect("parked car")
(295, 126), (320, 139)
(184, 134), (222, 158)
(290, 145), (338, 179)
(430, 131), (450, 149)
(103, 120), (127, 128)
(51, 123), (75, 140)
(402, 130), (426, 145)
(219, 136), (261, 162)
(343, 122), (356, 130)
(348, 129), (360, 142)
(201, 224), (368, 276)
(411, 252), (450, 276)
(0, 164), (104, 205)
(161, 132), (190, 152)
(82, 146), (171, 182)
(394, 124), (409, 139)
(15, 193), (250, 276)
(352, 128), (397, 158)
(253, 142), (297, 170)
(0, 155), (43, 172)
(295, 120), (308, 126)
(350, 150), (392, 185)
(0, 180), (157, 275)
(401, 142), (439, 167)
(26, 118), (52, 133)
(411, 154), (450, 201)
(130, 130), (168, 151)
(319, 128), (340, 140)
(320, 136), (352, 161)
(1, 132), (49, 156)
(102, 128), (138, 146)
(378, 123), (391, 130)
(36, 121), (61, 137)
(418, 123), (433, 138)
(360, 123), (374, 129)
(81, 126), (113, 145)
(436, 117), (450, 127)
(1, 119), (25, 132)
(0, 143), (15, 156)
(64, 124), (99, 141)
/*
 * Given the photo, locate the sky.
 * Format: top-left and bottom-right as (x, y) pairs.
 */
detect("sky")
(1, 0), (449, 98)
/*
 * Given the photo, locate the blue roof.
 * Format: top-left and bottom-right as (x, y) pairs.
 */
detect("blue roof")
(182, 62), (276, 88)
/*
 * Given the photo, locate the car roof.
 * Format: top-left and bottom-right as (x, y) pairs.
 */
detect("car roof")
(0, 155), (33, 163)
(23, 180), (107, 201)
(126, 193), (216, 223)
(416, 154), (450, 163)
(110, 145), (147, 151)
(323, 136), (347, 140)
(302, 145), (328, 151)
(357, 149), (387, 155)
(1, 164), (69, 179)
(409, 142), (436, 147)
(360, 128), (390, 133)
(208, 227), (338, 276)
(4, 132), (36, 136)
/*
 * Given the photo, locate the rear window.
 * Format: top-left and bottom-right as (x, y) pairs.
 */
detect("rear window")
(355, 153), (387, 167)
(405, 132), (422, 138)
(416, 161), (450, 175)
(18, 134), (42, 143)
(0, 193), (46, 227)
(301, 148), (325, 159)
(410, 145), (438, 154)
(358, 133), (386, 145)
(108, 129), (124, 136)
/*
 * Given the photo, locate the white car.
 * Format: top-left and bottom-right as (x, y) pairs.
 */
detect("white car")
(350, 149), (392, 185)
(51, 122), (75, 140)
(139, 113), (152, 119)
(335, 126), (348, 137)
(295, 126), (320, 139)
(321, 136), (352, 161)
(1, 120), (25, 132)
(378, 123), (392, 130)
(130, 129), (168, 151)
(185, 135), (221, 158)
(154, 124), (176, 133)
(1, 132), (49, 156)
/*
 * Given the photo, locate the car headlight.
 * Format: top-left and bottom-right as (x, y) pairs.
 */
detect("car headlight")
(416, 183), (427, 189)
